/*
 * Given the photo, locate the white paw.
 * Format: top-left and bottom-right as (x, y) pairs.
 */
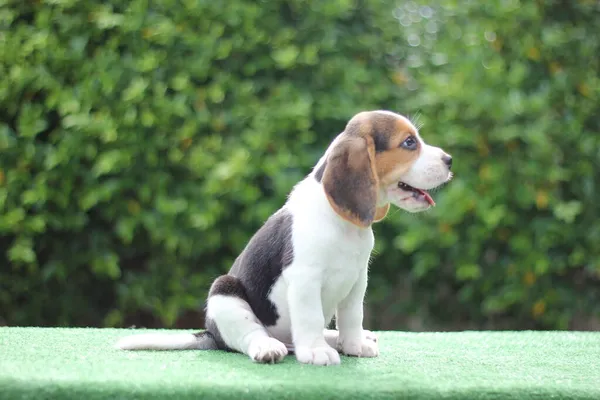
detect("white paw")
(339, 332), (380, 358)
(343, 338), (379, 357)
(363, 329), (378, 343)
(295, 345), (341, 366)
(247, 337), (288, 364)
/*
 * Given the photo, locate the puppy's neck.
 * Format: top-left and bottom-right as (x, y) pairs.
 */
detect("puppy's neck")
(287, 177), (374, 234)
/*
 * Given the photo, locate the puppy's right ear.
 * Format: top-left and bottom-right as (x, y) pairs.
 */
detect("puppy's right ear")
(322, 135), (379, 228)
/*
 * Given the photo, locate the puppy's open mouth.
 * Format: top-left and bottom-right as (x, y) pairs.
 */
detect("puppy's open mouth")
(397, 182), (436, 206)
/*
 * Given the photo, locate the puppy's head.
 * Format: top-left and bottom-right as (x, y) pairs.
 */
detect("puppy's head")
(316, 110), (452, 227)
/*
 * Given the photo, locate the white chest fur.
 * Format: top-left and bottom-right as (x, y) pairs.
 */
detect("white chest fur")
(266, 178), (375, 345)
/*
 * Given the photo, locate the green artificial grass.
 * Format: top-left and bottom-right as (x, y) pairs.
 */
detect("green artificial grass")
(1, 328), (599, 399)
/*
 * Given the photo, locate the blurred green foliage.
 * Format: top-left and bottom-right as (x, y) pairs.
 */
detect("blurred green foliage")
(1, 0), (599, 330)
(372, 0), (600, 330)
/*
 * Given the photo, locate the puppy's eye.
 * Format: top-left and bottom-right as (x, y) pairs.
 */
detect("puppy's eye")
(401, 136), (418, 150)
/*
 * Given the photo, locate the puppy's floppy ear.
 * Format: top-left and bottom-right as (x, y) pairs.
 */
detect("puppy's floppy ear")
(322, 135), (378, 227)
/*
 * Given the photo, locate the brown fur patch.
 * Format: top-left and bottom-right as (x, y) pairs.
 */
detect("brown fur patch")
(372, 117), (420, 184)
(375, 145), (420, 186)
(351, 112), (421, 186)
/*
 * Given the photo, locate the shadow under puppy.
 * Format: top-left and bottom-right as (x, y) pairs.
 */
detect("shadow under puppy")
(116, 110), (453, 366)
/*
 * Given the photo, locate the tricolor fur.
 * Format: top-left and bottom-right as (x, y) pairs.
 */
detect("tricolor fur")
(116, 110), (453, 366)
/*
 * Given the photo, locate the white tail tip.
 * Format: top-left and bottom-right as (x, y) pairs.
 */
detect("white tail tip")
(115, 333), (200, 351)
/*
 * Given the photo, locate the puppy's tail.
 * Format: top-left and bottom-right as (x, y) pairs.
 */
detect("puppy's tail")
(115, 331), (218, 351)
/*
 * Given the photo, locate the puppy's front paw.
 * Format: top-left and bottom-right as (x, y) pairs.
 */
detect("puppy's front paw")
(295, 345), (341, 366)
(340, 335), (379, 358)
(247, 337), (288, 364)
(363, 329), (378, 344)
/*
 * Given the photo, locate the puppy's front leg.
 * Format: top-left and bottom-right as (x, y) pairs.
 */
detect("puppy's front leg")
(287, 268), (341, 366)
(335, 266), (379, 358)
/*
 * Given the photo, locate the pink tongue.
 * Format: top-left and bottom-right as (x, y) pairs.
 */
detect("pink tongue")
(416, 188), (435, 206)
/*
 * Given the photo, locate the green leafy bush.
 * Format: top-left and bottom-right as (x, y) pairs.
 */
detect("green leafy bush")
(1, 0), (598, 331)
(0, 0), (409, 327)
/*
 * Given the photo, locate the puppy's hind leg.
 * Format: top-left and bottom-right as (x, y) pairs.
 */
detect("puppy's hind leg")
(207, 275), (288, 364)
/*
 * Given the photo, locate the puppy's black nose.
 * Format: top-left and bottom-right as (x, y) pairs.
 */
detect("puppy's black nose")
(442, 155), (452, 170)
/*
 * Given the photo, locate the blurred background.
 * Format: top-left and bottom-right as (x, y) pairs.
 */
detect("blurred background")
(1, 0), (599, 332)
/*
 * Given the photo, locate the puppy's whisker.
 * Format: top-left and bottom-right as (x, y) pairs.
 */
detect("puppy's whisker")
(409, 110), (425, 130)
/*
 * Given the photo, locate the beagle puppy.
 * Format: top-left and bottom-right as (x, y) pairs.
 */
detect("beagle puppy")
(116, 110), (453, 366)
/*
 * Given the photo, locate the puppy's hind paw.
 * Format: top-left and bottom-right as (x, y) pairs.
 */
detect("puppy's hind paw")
(247, 337), (288, 364)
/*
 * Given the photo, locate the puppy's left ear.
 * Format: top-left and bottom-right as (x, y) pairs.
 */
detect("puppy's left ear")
(322, 135), (379, 227)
